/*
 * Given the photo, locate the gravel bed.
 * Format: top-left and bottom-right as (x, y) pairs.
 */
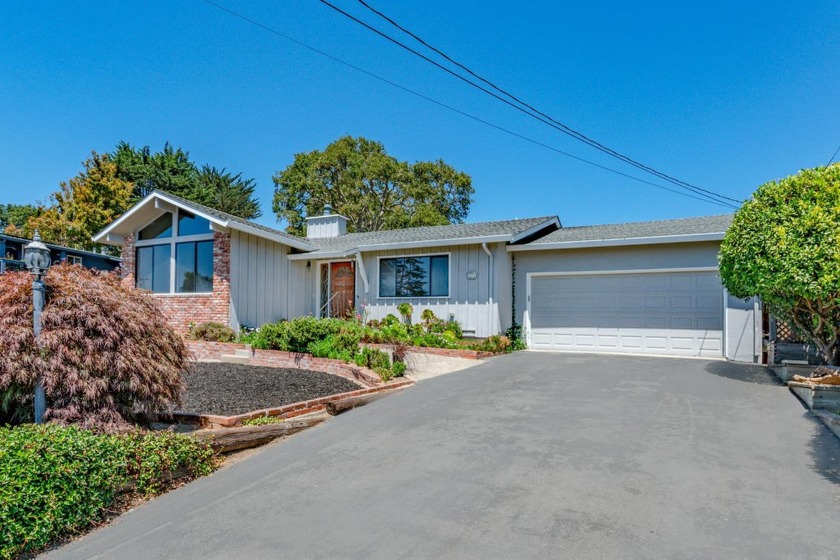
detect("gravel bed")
(180, 362), (363, 416)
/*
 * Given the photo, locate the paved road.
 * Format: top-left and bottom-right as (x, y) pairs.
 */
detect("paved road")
(49, 353), (840, 559)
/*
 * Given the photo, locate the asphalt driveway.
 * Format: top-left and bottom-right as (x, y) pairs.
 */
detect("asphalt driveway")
(48, 353), (840, 559)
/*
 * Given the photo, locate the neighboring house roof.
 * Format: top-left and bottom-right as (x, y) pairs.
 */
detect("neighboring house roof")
(93, 190), (317, 252)
(292, 216), (561, 259)
(508, 214), (734, 251)
(1, 233), (121, 262)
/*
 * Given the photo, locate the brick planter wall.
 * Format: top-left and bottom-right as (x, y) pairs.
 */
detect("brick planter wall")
(185, 341), (385, 388)
(120, 232), (231, 333)
(176, 340), (413, 428)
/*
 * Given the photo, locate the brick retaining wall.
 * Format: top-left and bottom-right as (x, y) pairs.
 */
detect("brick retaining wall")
(185, 340), (384, 387)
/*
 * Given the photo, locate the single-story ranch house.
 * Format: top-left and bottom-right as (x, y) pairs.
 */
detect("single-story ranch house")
(94, 190), (761, 363)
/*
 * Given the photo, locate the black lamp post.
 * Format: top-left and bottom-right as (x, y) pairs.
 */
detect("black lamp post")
(24, 230), (51, 424)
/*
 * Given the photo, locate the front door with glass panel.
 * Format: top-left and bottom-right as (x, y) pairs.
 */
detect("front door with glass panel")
(320, 261), (355, 318)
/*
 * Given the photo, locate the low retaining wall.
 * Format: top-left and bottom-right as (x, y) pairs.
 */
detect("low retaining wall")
(788, 382), (840, 411)
(160, 382), (412, 428)
(186, 341), (384, 387)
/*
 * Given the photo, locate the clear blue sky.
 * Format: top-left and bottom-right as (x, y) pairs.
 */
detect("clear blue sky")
(1, 0), (838, 229)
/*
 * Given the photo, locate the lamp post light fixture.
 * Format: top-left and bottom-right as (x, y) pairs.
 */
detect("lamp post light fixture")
(24, 230), (51, 424)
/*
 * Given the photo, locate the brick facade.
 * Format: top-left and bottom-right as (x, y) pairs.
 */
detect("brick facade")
(120, 232), (231, 334)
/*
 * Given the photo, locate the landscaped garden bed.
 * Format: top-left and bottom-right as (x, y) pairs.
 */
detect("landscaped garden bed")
(180, 362), (364, 416)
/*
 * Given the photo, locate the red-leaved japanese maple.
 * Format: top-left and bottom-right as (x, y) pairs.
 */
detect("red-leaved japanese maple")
(0, 264), (187, 431)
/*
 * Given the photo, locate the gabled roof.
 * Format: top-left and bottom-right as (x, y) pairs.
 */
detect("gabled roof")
(290, 216), (560, 259)
(93, 190), (317, 251)
(508, 214), (733, 251)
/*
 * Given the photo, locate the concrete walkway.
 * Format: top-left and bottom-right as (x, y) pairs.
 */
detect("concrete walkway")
(48, 353), (840, 559)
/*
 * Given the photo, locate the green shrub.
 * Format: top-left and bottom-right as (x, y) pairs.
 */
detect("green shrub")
(391, 361), (407, 377)
(307, 331), (360, 361)
(381, 314), (400, 327)
(412, 333), (459, 349)
(245, 317), (351, 353)
(354, 347), (392, 381)
(505, 324), (527, 351)
(397, 303), (413, 322)
(0, 425), (215, 559)
(189, 321), (236, 343)
(476, 335), (513, 353)
(444, 319), (463, 339)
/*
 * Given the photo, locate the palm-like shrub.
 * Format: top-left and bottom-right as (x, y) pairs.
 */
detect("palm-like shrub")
(0, 264), (188, 431)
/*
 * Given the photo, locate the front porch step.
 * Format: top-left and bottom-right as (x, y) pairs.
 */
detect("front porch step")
(220, 354), (251, 364)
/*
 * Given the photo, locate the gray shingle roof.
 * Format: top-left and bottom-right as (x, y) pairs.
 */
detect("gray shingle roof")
(521, 214), (733, 245)
(153, 190), (315, 249)
(306, 216), (558, 253)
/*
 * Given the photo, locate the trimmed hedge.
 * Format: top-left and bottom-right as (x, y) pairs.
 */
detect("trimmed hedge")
(0, 425), (215, 559)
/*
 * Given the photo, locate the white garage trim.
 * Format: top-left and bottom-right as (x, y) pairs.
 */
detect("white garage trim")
(525, 267), (723, 358)
(527, 267), (718, 278)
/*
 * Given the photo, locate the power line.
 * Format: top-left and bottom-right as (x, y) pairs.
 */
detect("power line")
(199, 0), (736, 210)
(321, 0), (741, 206)
(828, 146), (840, 166)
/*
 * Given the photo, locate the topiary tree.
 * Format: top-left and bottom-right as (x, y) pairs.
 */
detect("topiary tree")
(719, 163), (840, 365)
(0, 264), (188, 431)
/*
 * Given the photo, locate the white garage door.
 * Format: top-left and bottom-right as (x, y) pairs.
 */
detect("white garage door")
(528, 271), (723, 357)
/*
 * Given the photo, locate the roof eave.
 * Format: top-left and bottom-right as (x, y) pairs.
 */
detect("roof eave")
(288, 233), (517, 260)
(507, 232), (726, 252)
(510, 217), (561, 243)
(93, 191), (316, 251)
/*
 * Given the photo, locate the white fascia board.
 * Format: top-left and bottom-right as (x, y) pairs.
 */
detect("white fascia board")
(510, 217), (561, 243)
(92, 192), (166, 244)
(93, 191), (315, 251)
(288, 250), (353, 261)
(507, 232), (725, 252)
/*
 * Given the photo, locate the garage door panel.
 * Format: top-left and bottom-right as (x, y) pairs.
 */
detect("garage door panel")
(530, 271), (723, 358)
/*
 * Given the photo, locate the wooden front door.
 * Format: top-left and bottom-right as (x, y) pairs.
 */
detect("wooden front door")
(329, 261), (355, 318)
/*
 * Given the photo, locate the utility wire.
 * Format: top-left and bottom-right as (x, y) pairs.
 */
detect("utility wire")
(828, 146), (840, 166)
(323, 0), (741, 206)
(199, 0), (736, 210)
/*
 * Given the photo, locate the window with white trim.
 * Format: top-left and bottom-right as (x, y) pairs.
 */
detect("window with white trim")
(378, 255), (449, 298)
(66, 255), (83, 265)
(135, 209), (214, 294)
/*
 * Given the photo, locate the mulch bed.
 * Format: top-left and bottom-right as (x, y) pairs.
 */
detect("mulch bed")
(180, 362), (363, 416)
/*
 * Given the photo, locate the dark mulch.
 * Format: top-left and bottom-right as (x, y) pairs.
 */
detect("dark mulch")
(180, 362), (363, 416)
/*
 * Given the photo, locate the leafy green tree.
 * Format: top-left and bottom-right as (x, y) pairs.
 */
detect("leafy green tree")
(26, 152), (133, 254)
(0, 204), (40, 234)
(110, 142), (262, 219)
(719, 163), (840, 364)
(272, 136), (473, 235)
(111, 141), (198, 202)
(194, 165), (262, 219)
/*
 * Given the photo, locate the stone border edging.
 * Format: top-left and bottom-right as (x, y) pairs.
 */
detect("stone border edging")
(159, 381), (413, 428)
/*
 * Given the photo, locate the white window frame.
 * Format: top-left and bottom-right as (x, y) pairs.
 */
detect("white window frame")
(65, 255), (83, 265)
(134, 208), (215, 295)
(375, 252), (451, 300)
